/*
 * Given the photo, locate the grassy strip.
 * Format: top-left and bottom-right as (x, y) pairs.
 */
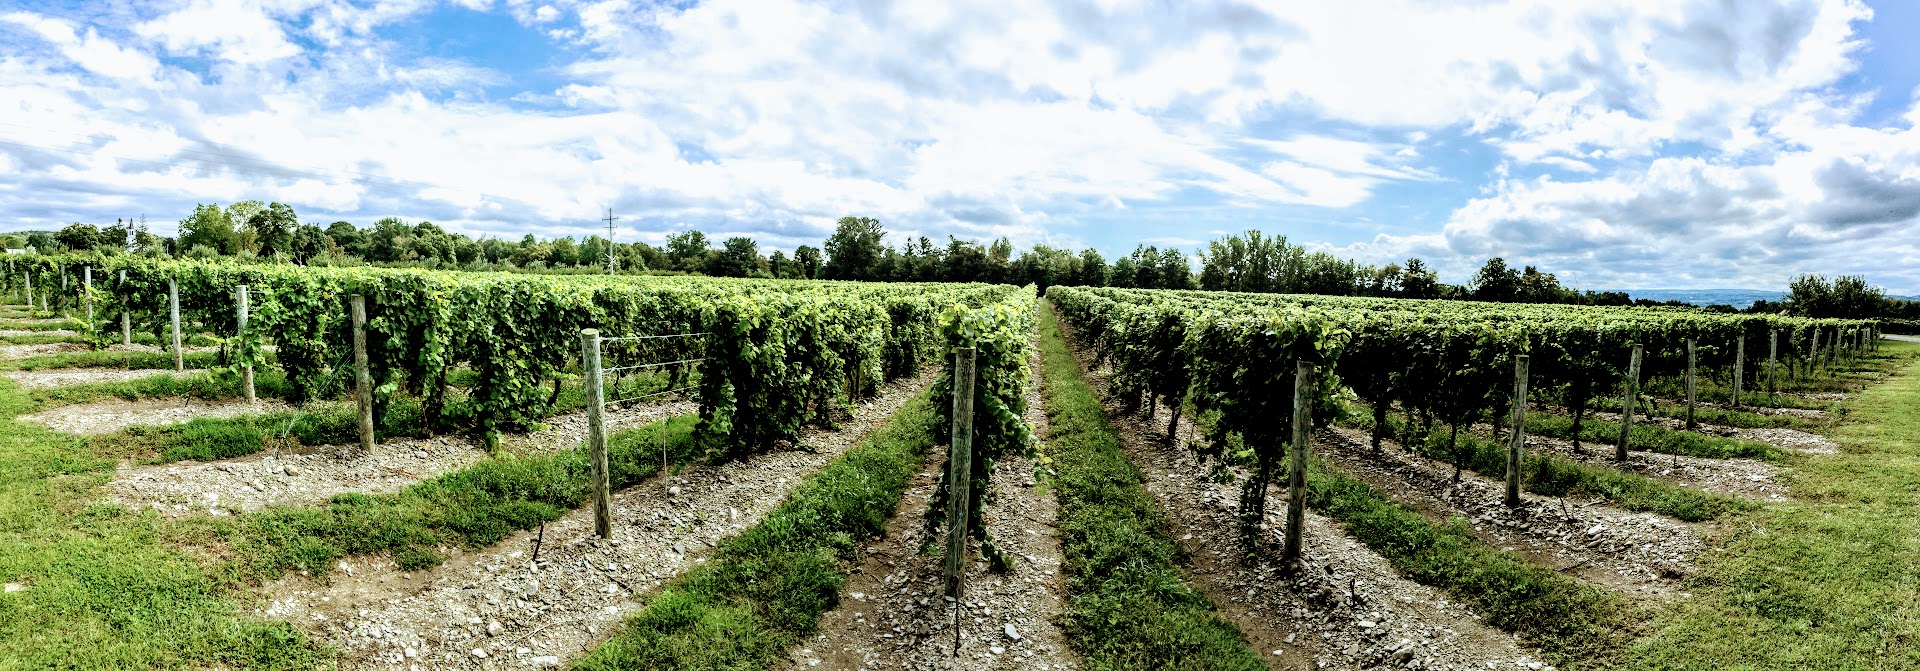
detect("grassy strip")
(1303, 463), (1627, 667)
(1624, 339), (1920, 669)
(0, 380), (326, 669)
(1523, 413), (1787, 462)
(1583, 395), (1821, 430)
(25, 369), (293, 411)
(1034, 304), (1268, 670)
(1340, 409), (1750, 522)
(573, 390), (941, 670)
(0, 349), (226, 371)
(0, 318), (83, 331)
(199, 414), (704, 579)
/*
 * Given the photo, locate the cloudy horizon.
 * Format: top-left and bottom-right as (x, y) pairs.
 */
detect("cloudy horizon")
(2, 0), (1916, 292)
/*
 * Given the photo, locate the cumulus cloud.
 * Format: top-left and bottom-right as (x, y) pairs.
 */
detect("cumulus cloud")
(0, 0), (1911, 290)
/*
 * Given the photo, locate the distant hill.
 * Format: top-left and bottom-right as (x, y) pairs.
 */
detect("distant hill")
(1601, 289), (1785, 309)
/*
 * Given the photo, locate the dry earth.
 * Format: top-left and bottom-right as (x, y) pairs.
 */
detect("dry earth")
(3, 367), (206, 389)
(21, 396), (291, 435)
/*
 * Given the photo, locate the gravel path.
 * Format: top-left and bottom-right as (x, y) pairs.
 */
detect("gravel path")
(1059, 317), (1546, 671)
(1513, 431), (1789, 501)
(0, 342), (87, 358)
(1591, 409), (1839, 455)
(0, 328), (78, 337)
(1884, 334), (1920, 343)
(260, 368), (938, 671)
(108, 399), (699, 518)
(784, 329), (1079, 671)
(20, 396), (291, 435)
(3, 367), (206, 390)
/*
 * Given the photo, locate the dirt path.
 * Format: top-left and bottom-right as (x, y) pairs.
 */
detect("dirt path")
(1317, 428), (1699, 599)
(1590, 409), (1839, 455)
(1512, 431), (1789, 501)
(784, 332), (1079, 671)
(1059, 320), (1544, 671)
(261, 369), (938, 671)
(20, 396), (292, 435)
(4, 367), (206, 390)
(108, 400), (698, 517)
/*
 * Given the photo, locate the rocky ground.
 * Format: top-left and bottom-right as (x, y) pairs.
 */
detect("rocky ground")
(21, 396), (291, 435)
(106, 399), (698, 517)
(0, 328), (78, 337)
(1059, 319), (1548, 671)
(784, 331), (1079, 671)
(260, 369), (937, 671)
(4, 366), (207, 389)
(0, 341), (87, 358)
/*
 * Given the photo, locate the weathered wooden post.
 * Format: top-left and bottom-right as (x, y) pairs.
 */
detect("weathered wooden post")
(1283, 360), (1314, 565)
(351, 295), (374, 454)
(23, 272), (30, 310)
(1684, 340), (1697, 431)
(168, 279), (183, 372)
(945, 346), (977, 654)
(1505, 355), (1529, 508)
(118, 270), (130, 346)
(1811, 329), (1823, 377)
(1732, 334), (1745, 408)
(581, 329), (611, 538)
(1616, 344), (1642, 462)
(82, 266), (91, 326)
(1767, 329), (1778, 393)
(237, 286), (253, 404)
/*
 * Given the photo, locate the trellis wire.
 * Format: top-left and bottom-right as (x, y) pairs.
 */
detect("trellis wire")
(598, 332), (708, 342)
(605, 384), (699, 406)
(601, 357), (707, 375)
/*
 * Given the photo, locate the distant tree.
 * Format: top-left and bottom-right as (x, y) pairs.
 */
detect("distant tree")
(1472, 258), (1519, 302)
(289, 224), (332, 263)
(1076, 248), (1108, 286)
(1401, 258), (1439, 298)
(985, 237), (1014, 284)
(242, 202), (298, 258)
(549, 236), (580, 267)
(665, 230), (710, 271)
(794, 245), (823, 280)
(177, 204), (237, 255)
(708, 237), (763, 277)
(325, 222), (363, 256)
(823, 216), (886, 280)
(1156, 247), (1192, 290)
(54, 223), (105, 252)
(768, 250), (790, 278)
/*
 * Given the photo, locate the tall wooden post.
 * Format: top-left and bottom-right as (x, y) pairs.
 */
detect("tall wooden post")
(168, 279), (183, 372)
(82, 267), (91, 325)
(581, 329), (611, 538)
(23, 272), (30, 311)
(1767, 330), (1778, 393)
(945, 347), (977, 654)
(1505, 355), (1529, 508)
(1811, 329), (1822, 378)
(1616, 344), (1642, 461)
(119, 270), (130, 346)
(1283, 360), (1314, 566)
(1684, 339), (1697, 431)
(237, 286), (254, 404)
(1732, 334), (1745, 408)
(351, 295), (374, 454)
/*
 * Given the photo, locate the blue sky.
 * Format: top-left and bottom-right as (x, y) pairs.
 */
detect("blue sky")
(1, 0), (1917, 292)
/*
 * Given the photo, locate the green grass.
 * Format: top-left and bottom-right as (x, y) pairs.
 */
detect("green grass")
(1523, 413), (1787, 462)
(0, 377), (328, 670)
(1034, 303), (1269, 670)
(574, 390), (941, 670)
(1583, 395), (1822, 430)
(205, 413), (704, 580)
(0, 317), (84, 332)
(0, 349), (227, 371)
(23, 369), (294, 412)
(1341, 408), (1751, 522)
(1623, 339), (1920, 669)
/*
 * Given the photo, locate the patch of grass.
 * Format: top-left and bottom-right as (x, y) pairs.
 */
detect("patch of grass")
(210, 414), (705, 580)
(0, 317), (84, 331)
(1524, 413), (1787, 462)
(1584, 394), (1822, 430)
(574, 390), (941, 670)
(0, 378), (329, 669)
(1033, 303), (1268, 671)
(1304, 463), (1628, 668)
(1344, 406), (1753, 522)
(26, 369), (295, 412)
(0, 349), (227, 371)
(1624, 339), (1920, 669)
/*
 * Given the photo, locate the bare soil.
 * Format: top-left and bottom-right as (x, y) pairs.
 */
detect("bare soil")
(3, 367), (206, 389)
(21, 396), (291, 435)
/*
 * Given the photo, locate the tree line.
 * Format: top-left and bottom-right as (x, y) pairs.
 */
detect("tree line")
(10, 204), (1913, 319)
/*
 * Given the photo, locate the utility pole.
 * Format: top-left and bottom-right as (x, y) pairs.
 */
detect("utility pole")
(603, 208), (618, 274)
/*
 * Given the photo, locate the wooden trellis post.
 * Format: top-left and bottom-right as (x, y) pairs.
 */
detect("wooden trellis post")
(581, 329), (612, 538)
(169, 279), (183, 372)
(238, 286), (253, 404)
(945, 347), (977, 655)
(1505, 355), (1529, 508)
(1684, 340), (1697, 431)
(352, 295), (374, 454)
(1616, 344), (1642, 462)
(1283, 360), (1314, 565)
(119, 270), (130, 346)
(1732, 334), (1745, 408)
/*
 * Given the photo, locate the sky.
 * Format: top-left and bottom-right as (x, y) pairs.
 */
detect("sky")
(1, 0), (1917, 292)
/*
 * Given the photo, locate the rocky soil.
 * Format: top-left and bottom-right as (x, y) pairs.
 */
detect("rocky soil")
(1059, 318), (1550, 671)
(784, 332), (1078, 671)
(21, 396), (291, 435)
(107, 399), (699, 517)
(3, 367), (206, 389)
(260, 369), (937, 671)
(1591, 410), (1839, 455)
(1513, 432), (1789, 501)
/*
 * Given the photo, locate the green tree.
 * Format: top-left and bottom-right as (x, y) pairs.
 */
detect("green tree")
(793, 245), (823, 279)
(823, 216), (886, 280)
(177, 204), (237, 255)
(54, 223), (105, 252)
(665, 231), (710, 271)
(708, 237), (764, 277)
(1472, 258), (1519, 302)
(243, 202), (298, 258)
(1401, 258), (1439, 298)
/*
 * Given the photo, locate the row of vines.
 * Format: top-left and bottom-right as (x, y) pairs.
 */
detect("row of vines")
(1047, 285), (1880, 537)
